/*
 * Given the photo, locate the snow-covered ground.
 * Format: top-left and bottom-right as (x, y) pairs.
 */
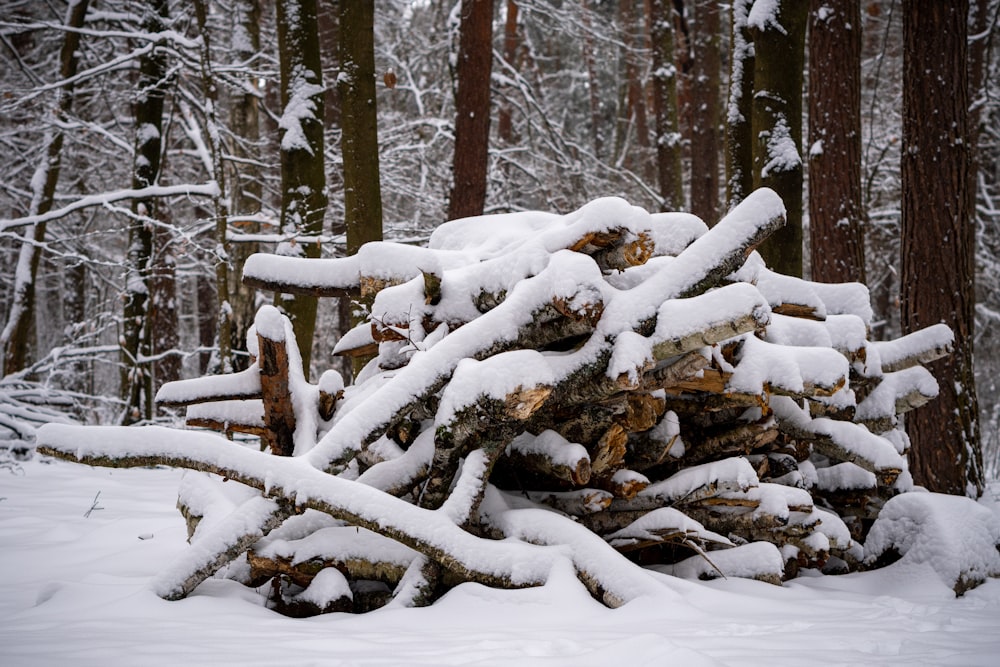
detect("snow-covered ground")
(1, 456), (998, 666)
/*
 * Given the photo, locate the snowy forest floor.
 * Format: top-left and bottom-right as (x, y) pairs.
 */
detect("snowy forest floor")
(1, 455), (998, 667)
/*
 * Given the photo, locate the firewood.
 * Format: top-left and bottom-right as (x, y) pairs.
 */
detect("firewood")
(155, 364), (262, 407)
(493, 430), (592, 487)
(524, 489), (614, 515)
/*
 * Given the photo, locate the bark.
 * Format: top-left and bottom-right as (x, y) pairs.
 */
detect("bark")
(227, 0), (262, 372)
(900, 0), (983, 497)
(725, 0), (755, 212)
(257, 329), (297, 457)
(275, 0), (327, 374)
(649, 0), (685, 211)
(619, 0), (652, 181)
(581, 2), (605, 158)
(339, 0), (383, 257)
(496, 0), (520, 148)
(1, 0), (89, 375)
(120, 0), (170, 424)
(149, 221), (180, 388)
(808, 0), (866, 284)
(688, 0), (722, 222)
(448, 0), (495, 220)
(191, 0), (234, 374)
(750, 0), (808, 278)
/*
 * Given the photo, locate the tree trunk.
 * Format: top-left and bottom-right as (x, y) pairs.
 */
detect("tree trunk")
(227, 0), (262, 372)
(688, 0), (721, 222)
(193, 0), (234, 375)
(120, 0), (170, 424)
(149, 219), (180, 388)
(497, 0), (519, 148)
(901, 0), (983, 497)
(275, 0), (327, 375)
(649, 0), (684, 211)
(725, 0), (754, 213)
(339, 0), (382, 255)
(749, 0), (808, 277)
(1, 0), (90, 375)
(581, 2), (605, 160)
(808, 0), (866, 284)
(618, 0), (653, 183)
(447, 0), (495, 220)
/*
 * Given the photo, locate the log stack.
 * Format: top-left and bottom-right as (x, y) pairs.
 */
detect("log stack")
(37, 188), (953, 614)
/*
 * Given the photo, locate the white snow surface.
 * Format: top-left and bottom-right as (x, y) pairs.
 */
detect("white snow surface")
(3, 457), (1000, 665)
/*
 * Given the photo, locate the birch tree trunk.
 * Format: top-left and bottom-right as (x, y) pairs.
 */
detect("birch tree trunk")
(808, 0), (866, 284)
(275, 0), (327, 375)
(901, 0), (983, 497)
(120, 0), (170, 423)
(1, 0), (89, 375)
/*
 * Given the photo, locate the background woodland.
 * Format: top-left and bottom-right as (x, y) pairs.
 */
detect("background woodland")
(1, 0), (998, 491)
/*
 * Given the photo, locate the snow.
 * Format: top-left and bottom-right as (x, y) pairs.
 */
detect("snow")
(865, 491), (1000, 593)
(2, 458), (1000, 664)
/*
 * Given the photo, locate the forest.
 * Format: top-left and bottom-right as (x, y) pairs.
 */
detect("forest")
(2, 0), (1000, 624)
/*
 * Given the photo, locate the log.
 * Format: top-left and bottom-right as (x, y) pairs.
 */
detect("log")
(494, 430), (592, 487)
(591, 231), (654, 271)
(155, 365), (262, 407)
(524, 489), (614, 515)
(247, 549), (411, 589)
(681, 420), (779, 466)
(257, 327), (296, 457)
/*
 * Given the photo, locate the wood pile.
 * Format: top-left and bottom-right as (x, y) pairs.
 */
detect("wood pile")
(37, 188), (952, 614)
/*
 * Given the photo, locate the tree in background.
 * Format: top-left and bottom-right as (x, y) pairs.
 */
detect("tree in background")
(120, 0), (171, 423)
(649, 0), (684, 211)
(339, 0), (382, 257)
(227, 0), (263, 372)
(688, 0), (722, 223)
(448, 0), (494, 220)
(808, 0), (866, 284)
(275, 0), (327, 374)
(1, 0), (90, 376)
(749, 0), (807, 278)
(725, 0), (755, 213)
(901, 0), (983, 497)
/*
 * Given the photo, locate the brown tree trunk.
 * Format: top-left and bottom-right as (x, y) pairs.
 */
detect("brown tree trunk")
(448, 0), (495, 220)
(339, 0), (382, 256)
(808, 0), (866, 284)
(688, 0), (721, 222)
(618, 0), (653, 184)
(275, 0), (327, 375)
(901, 0), (983, 497)
(649, 0), (684, 211)
(497, 0), (519, 148)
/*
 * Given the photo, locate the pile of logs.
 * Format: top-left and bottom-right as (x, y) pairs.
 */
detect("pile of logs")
(38, 188), (953, 614)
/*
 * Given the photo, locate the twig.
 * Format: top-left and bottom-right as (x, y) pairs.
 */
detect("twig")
(84, 491), (103, 518)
